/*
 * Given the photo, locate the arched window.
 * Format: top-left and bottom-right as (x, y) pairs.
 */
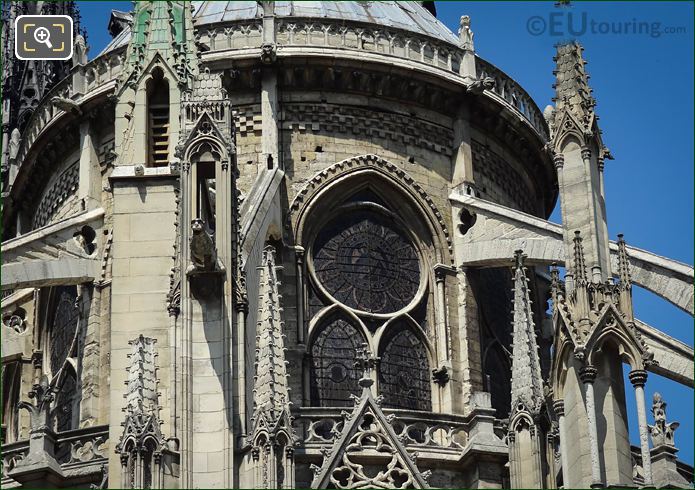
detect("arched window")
(190, 142), (219, 233)
(305, 184), (435, 411)
(147, 69), (170, 167)
(310, 315), (364, 407)
(45, 286), (80, 432)
(380, 326), (431, 411)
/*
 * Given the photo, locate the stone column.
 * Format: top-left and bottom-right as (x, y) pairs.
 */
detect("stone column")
(553, 400), (570, 487)
(295, 246), (306, 344)
(629, 369), (652, 485)
(451, 105), (475, 190)
(434, 264), (450, 364)
(455, 266), (484, 413)
(580, 366), (603, 488)
(580, 146), (603, 283)
(553, 153), (574, 293)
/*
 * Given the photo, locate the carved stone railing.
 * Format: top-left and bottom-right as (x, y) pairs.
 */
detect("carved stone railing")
(1, 425), (108, 486)
(294, 407), (468, 458)
(475, 56), (549, 141)
(199, 19), (463, 76)
(1, 440), (30, 481)
(276, 19), (463, 74)
(13, 49), (124, 167)
(197, 20), (264, 52)
(55, 425), (109, 467)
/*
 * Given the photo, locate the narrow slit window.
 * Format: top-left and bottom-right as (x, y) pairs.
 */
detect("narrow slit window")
(196, 159), (216, 233)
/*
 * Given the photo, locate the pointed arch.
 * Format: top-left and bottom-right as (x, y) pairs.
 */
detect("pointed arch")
(290, 154), (453, 265)
(146, 67), (171, 166)
(309, 310), (367, 407)
(377, 317), (433, 411)
(584, 307), (648, 370)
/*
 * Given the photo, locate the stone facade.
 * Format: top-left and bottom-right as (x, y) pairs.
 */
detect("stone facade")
(1, 2), (693, 489)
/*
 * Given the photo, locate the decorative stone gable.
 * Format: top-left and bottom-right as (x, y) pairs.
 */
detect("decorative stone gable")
(311, 353), (430, 489)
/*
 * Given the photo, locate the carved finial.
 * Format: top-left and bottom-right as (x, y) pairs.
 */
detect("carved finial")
(617, 234), (631, 286)
(355, 343), (378, 389)
(572, 230), (587, 284)
(550, 263), (563, 302)
(649, 392), (680, 447)
(458, 15), (474, 50)
(17, 374), (55, 431)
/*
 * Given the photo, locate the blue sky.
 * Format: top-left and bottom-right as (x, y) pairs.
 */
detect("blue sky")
(76, 0), (694, 465)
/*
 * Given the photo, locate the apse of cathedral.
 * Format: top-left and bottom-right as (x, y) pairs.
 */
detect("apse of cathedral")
(1, 2), (693, 489)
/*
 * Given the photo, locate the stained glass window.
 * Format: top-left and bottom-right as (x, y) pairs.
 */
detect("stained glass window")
(55, 370), (77, 432)
(313, 211), (420, 315)
(380, 327), (431, 411)
(310, 316), (364, 407)
(47, 286), (80, 432)
(49, 287), (78, 375)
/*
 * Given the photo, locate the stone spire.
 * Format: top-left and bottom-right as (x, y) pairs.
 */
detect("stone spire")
(548, 42), (612, 284)
(125, 335), (160, 416)
(507, 251), (548, 489)
(117, 1), (198, 94)
(547, 45), (654, 486)
(552, 41), (596, 128)
(251, 245), (292, 425)
(1, 1), (85, 192)
(116, 336), (171, 489)
(249, 245), (295, 489)
(509, 250), (544, 415)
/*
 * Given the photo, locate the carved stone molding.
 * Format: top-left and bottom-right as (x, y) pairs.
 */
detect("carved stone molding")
(289, 154), (453, 263)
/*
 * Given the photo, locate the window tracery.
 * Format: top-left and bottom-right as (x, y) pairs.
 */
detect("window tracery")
(307, 193), (434, 410)
(313, 210), (420, 315)
(310, 316), (364, 407)
(380, 327), (431, 411)
(49, 288), (78, 374)
(44, 285), (81, 432)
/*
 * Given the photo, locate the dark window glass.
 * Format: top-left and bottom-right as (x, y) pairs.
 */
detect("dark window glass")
(380, 327), (431, 411)
(313, 211), (420, 314)
(310, 316), (364, 406)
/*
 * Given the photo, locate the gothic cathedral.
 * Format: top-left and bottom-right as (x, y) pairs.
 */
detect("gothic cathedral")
(1, 2), (692, 489)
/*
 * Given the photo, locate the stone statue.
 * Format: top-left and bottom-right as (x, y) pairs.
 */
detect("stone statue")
(73, 34), (88, 66)
(9, 128), (21, 160)
(189, 218), (217, 271)
(458, 15), (474, 50)
(648, 392), (679, 447)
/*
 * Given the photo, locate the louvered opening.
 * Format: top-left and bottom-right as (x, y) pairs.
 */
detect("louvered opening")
(147, 69), (170, 167)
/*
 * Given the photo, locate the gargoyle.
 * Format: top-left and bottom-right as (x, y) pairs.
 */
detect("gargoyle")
(466, 76), (496, 95)
(51, 96), (82, 115)
(260, 43), (277, 65)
